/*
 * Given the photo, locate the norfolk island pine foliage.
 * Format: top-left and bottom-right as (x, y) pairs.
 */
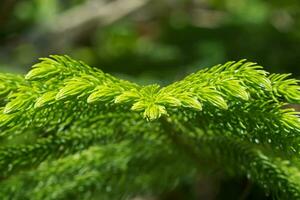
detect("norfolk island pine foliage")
(0, 55), (299, 199)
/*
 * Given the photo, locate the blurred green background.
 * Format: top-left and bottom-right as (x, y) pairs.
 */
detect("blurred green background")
(0, 0), (299, 199)
(1, 0), (299, 81)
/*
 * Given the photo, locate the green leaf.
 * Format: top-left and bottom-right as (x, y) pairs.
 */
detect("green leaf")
(3, 95), (33, 114)
(179, 95), (202, 110)
(156, 94), (182, 107)
(114, 90), (140, 104)
(131, 101), (146, 111)
(199, 88), (228, 110)
(143, 104), (167, 120)
(221, 80), (250, 101)
(34, 91), (58, 108)
(56, 78), (94, 100)
(0, 113), (16, 128)
(87, 86), (122, 103)
(25, 64), (59, 80)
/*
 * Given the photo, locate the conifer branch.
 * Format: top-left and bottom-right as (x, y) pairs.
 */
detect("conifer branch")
(161, 116), (300, 199)
(0, 112), (146, 178)
(195, 135), (300, 199)
(0, 139), (196, 200)
(0, 55), (299, 199)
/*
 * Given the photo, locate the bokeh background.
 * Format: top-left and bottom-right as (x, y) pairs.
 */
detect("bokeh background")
(0, 0), (299, 199)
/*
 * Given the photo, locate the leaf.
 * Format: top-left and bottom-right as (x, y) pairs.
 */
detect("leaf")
(156, 94), (181, 107)
(0, 113), (16, 128)
(87, 86), (122, 103)
(34, 91), (58, 108)
(179, 95), (202, 110)
(140, 84), (161, 98)
(25, 64), (59, 80)
(131, 101), (146, 112)
(3, 95), (33, 114)
(56, 78), (94, 100)
(221, 80), (250, 101)
(143, 104), (167, 121)
(114, 90), (140, 104)
(199, 88), (228, 110)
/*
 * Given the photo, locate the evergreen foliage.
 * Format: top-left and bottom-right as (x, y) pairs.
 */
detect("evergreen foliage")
(0, 55), (299, 199)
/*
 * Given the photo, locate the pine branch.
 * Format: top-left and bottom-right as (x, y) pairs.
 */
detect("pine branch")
(0, 56), (298, 138)
(195, 135), (300, 199)
(0, 139), (196, 200)
(160, 116), (300, 199)
(0, 55), (299, 199)
(0, 112), (147, 178)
